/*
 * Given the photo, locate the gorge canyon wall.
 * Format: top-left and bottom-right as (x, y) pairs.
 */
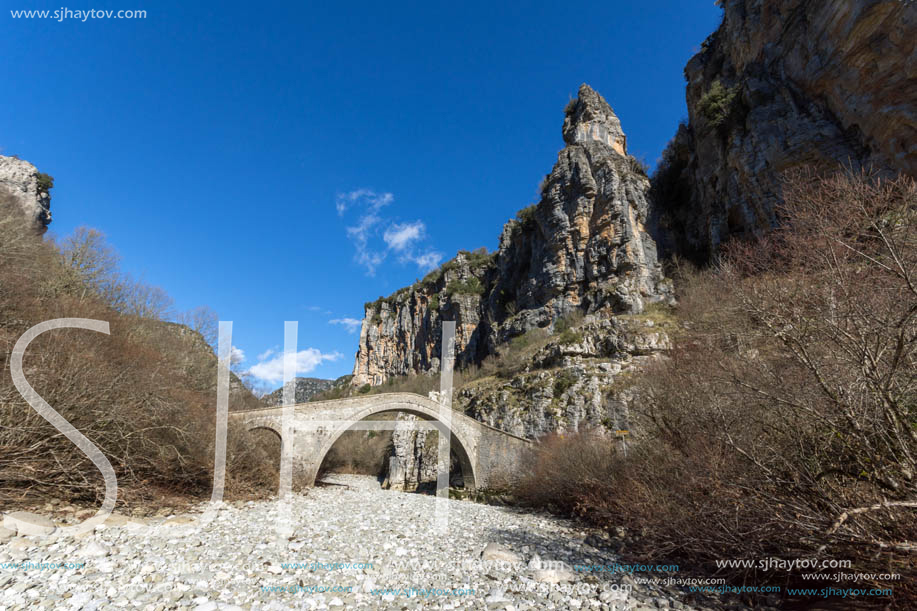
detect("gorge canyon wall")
(653, 0), (916, 260)
(349, 0), (916, 490)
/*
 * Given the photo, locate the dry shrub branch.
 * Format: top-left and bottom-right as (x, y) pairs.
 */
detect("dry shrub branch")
(0, 192), (275, 508)
(515, 169), (916, 606)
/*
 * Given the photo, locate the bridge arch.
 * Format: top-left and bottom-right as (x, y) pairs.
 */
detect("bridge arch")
(247, 423), (282, 438)
(228, 392), (530, 492)
(314, 401), (477, 491)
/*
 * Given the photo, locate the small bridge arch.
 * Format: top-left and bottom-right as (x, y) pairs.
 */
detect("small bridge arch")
(246, 423), (282, 439)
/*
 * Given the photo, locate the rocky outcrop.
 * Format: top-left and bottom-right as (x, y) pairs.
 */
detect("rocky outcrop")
(353, 253), (489, 387)
(457, 313), (671, 439)
(261, 375), (352, 405)
(653, 0), (916, 260)
(353, 84), (672, 387)
(379, 310), (674, 488)
(356, 86), (674, 484)
(0, 155), (53, 231)
(353, 1), (917, 486)
(381, 414), (438, 491)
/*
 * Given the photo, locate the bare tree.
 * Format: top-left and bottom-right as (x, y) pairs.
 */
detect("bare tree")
(0, 213), (275, 509)
(176, 305), (219, 347)
(123, 282), (174, 320)
(58, 226), (121, 300)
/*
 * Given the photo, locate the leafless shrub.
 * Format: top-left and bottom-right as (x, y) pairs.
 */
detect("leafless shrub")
(226, 425), (280, 496)
(0, 201), (274, 508)
(515, 430), (619, 518)
(515, 170), (917, 606)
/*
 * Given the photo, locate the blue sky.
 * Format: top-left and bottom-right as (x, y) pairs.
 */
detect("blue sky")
(2, 1), (722, 389)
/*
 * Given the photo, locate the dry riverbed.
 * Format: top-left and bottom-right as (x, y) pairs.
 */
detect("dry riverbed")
(0, 475), (754, 610)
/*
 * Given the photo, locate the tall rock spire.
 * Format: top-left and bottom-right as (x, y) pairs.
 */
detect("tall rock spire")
(562, 84), (627, 155)
(351, 84), (670, 388)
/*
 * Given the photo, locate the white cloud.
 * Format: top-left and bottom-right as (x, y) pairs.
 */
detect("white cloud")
(230, 346), (245, 364)
(247, 349), (344, 384)
(384, 221), (425, 252)
(329, 317), (362, 333)
(407, 250), (443, 271)
(336, 189), (439, 276)
(346, 211), (386, 275)
(256, 347), (275, 361)
(336, 189), (392, 216)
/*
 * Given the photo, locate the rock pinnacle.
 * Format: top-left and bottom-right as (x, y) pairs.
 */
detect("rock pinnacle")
(562, 84), (627, 155)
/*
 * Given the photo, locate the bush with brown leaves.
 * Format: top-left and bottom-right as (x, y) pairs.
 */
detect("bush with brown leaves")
(515, 170), (916, 607)
(0, 195), (274, 508)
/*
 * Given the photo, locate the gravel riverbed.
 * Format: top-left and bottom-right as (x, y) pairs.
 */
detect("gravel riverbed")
(0, 475), (745, 610)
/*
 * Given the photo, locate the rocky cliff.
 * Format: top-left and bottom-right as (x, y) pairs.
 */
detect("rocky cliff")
(0, 155), (53, 231)
(261, 375), (352, 405)
(349, 1), (917, 489)
(353, 84), (672, 388)
(653, 0), (916, 260)
(374, 305), (673, 492)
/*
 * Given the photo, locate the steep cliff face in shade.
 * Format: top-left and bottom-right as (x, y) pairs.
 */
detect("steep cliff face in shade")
(653, 0), (916, 260)
(0, 156), (53, 231)
(352, 84), (672, 387)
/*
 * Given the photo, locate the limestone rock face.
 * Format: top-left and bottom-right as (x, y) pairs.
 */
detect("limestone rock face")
(494, 106), (668, 322)
(353, 2), (917, 481)
(457, 313), (670, 439)
(381, 413), (438, 492)
(562, 84), (627, 155)
(0, 155), (52, 231)
(261, 375), (351, 405)
(654, 0), (917, 260)
(353, 258), (486, 387)
(352, 85), (671, 387)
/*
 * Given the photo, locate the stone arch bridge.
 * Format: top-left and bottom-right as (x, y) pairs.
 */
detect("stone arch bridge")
(228, 393), (530, 491)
